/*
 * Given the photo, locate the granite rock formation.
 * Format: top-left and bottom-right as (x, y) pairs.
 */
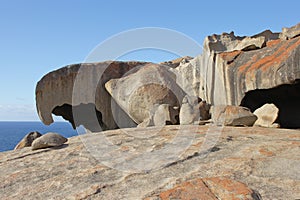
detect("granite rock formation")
(1, 125), (299, 199)
(35, 23), (300, 129)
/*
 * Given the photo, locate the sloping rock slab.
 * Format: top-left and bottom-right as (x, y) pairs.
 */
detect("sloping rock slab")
(0, 126), (299, 199)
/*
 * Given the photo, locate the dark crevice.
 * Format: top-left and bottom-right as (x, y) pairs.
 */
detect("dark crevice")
(52, 103), (108, 132)
(240, 79), (300, 128)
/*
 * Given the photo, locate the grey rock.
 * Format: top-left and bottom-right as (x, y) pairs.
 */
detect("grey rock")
(14, 131), (42, 150)
(211, 105), (257, 126)
(31, 132), (67, 150)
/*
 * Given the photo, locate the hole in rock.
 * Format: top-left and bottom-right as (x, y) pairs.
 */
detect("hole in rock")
(52, 103), (107, 132)
(240, 80), (300, 128)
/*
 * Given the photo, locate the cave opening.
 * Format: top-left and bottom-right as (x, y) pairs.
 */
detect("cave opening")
(52, 103), (107, 132)
(240, 80), (300, 128)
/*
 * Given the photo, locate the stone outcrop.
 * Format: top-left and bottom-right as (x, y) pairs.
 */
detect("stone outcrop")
(211, 105), (257, 126)
(254, 103), (279, 128)
(105, 64), (185, 125)
(14, 131), (42, 150)
(1, 125), (299, 199)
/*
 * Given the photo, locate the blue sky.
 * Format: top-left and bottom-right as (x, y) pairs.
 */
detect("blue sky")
(0, 0), (299, 121)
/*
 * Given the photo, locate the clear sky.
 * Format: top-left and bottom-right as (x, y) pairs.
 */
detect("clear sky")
(0, 0), (299, 121)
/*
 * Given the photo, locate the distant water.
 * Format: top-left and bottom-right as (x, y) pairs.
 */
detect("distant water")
(0, 121), (78, 152)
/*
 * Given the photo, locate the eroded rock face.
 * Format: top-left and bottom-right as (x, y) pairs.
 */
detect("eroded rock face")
(36, 61), (147, 131)
(1, 126), (299, 199)
(105, 64), (185, 125)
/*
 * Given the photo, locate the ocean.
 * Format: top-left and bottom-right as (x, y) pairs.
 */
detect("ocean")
(0, 121), (78, 152)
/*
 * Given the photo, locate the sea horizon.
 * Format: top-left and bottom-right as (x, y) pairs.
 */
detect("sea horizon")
(0, 121), (78, 152)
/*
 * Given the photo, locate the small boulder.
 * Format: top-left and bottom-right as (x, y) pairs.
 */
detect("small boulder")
(211, 105), (257, 126)
(254, 103), (279, 128)
(179, 96), (211, 125)
(31, 132), (68, 150)
(14, 131), (42, 150)
(179, 95), (201, 125)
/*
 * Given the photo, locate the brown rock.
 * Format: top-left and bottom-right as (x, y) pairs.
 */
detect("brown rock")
(211, 105), (257, 126)
(31, 132), (67, 150)
(14, 131), (42, 150)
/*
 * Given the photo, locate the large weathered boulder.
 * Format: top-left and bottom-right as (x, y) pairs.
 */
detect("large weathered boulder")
(14, 131), (42, 150)
(105, 64), (186, 125)
(36, 61), (148, 131)
(0, 126), (299, 199)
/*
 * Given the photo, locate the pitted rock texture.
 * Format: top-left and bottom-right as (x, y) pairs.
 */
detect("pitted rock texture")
(1, 125), (299, 199)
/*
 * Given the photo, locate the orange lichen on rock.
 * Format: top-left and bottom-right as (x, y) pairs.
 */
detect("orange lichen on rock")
(157, 177), (256, 200)
(266, 39), (281, 48)
(219, 50), (242, 63)
(159, 178), (217, 200)
(203, 177), (255, 200)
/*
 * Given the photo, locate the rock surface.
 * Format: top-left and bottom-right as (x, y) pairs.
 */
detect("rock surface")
(31, 132), (68, 150)
(0, 125), (299, 199)
(14, 131), (42, 150)
(211, 105), (257, 126)
(254, 103), (279, 128)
